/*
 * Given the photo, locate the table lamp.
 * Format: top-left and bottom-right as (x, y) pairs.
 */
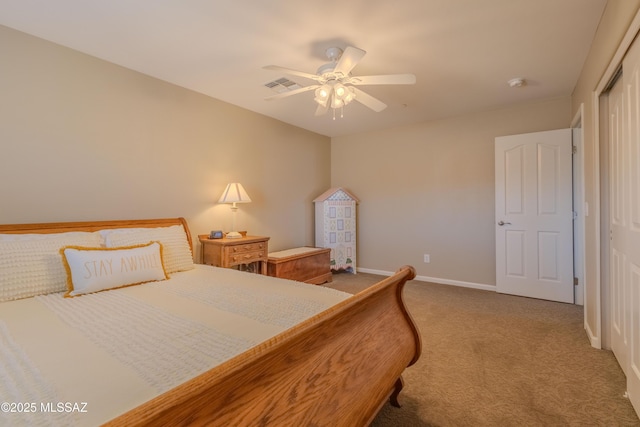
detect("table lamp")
(218, 183), (251, 238)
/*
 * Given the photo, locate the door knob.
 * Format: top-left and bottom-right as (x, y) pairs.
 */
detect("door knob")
(498, 220), (511, 226)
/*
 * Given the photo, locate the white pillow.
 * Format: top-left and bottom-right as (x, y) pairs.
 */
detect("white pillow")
(0, 232), (104, 302)
(103, 225), (194, 274)
(61, 242), (168, 297)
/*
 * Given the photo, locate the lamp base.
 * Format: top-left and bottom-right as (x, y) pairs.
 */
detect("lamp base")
(226, 231), (242, 239)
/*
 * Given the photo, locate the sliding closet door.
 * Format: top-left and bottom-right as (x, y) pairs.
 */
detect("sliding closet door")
(615, 34), (640, 415)
(609, 70), (629, 375)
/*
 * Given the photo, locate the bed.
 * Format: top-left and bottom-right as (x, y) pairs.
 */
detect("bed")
(0, 217), (420, 426)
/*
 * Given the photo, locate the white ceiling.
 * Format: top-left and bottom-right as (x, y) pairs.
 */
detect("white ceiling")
(0, 0), (607, 137)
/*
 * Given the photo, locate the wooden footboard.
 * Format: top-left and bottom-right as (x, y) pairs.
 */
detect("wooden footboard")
(106, 265), (421, 427)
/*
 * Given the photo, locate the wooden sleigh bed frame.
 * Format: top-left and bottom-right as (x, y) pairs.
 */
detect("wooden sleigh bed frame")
(0, 217), (421, 426)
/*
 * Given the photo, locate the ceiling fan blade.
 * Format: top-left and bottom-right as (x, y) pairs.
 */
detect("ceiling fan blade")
(333, 46), (366, 76)
(350, 74), (416, 85)
(351, 87), (387, 112)
(264, 85), (319, 101)
(263, 65), (321, 82)
(315, 102), (329, 116)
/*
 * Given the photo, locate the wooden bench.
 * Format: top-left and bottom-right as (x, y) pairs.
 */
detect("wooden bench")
(267, 247), (332, 284)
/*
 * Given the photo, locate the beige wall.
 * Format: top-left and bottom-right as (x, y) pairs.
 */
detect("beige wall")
(0, 25), (331, 261)
(3, 1), (637, 297)
(571, 0), (640, 347)
(331, 97), (570, 287)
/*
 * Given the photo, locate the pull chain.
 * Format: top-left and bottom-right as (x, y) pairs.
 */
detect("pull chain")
(331, 106), (346, 120)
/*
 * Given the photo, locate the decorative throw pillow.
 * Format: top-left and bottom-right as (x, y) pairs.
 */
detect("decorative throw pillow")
(61, 242), (168, 297)
(0, 232), (104, 302)
(102, 225), (194, 274)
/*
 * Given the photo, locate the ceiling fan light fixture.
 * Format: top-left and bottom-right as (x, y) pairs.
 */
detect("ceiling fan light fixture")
(314, 84), (331, 106)
(318, 84), (331, 98)
(343, 86), (356, 105)
(331, 96), (344, 109)
(317, 82), (356, 112)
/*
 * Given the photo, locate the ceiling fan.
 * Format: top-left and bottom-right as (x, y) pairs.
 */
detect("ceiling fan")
(263, 46), (416, 118)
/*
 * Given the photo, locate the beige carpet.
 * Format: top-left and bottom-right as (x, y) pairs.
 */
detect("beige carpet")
(325, 271), (640, 426)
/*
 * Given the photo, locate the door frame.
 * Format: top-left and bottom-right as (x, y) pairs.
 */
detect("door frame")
(572, 104), (586, 307)
(591, 10), (640, 350)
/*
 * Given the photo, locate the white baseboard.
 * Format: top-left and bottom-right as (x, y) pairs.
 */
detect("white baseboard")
(356, 267), (495, 292)
(584, 322), (602, 350)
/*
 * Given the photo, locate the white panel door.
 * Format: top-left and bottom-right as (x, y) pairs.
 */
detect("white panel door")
(609, 73), (629, 375)
(495, 129), (573, 303)
(620, 34), (640, 416)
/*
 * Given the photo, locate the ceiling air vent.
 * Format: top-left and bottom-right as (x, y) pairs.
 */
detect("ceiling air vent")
(264, 77), (302, 94)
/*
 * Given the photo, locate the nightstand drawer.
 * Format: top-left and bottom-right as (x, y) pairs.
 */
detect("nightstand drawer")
(229, 250), (266, 266)
(229, 242), (267, 254)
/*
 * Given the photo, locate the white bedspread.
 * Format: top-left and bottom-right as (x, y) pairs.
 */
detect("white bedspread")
(0, 265), (350, 426)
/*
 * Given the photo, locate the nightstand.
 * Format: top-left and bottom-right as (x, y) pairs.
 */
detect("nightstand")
(198, 235), (270, 274)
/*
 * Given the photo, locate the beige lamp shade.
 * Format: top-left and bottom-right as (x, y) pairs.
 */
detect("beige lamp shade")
(218, 183), (252, 204)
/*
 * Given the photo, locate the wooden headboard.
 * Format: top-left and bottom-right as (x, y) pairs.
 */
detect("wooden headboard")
(0, 217), (193, 251)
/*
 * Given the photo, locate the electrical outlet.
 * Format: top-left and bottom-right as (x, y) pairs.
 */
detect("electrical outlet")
(423, 254), (430, 263)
